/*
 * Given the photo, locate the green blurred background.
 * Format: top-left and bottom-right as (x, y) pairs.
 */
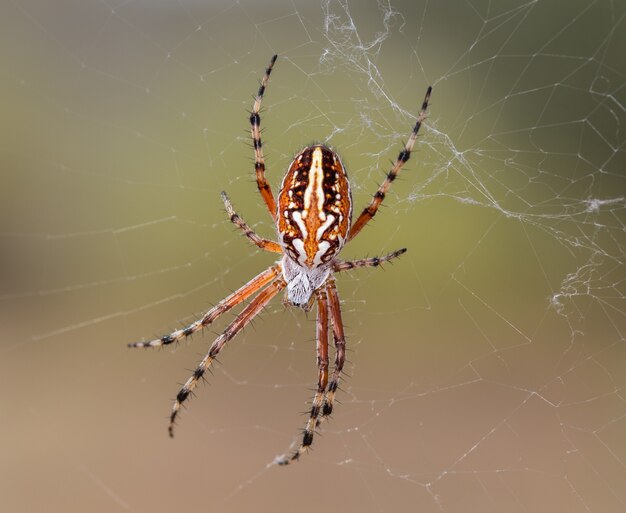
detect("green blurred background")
(1, 1), (625, 512)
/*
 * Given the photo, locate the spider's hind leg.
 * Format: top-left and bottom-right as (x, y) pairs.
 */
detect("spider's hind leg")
(250, 55), (279, 222)
(348, 86), (431, 241)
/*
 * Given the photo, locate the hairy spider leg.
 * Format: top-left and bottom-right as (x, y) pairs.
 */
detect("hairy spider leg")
(348, 86), (432, 241)
(129, 264), (282, 349)
(221, 191), (282, 253)
(319, 278), (346, 421)
(169, 275), (286, 437)
(332, 248), (407, 273)
(278, 287), (329, 465)
(250, 54), (278, 222)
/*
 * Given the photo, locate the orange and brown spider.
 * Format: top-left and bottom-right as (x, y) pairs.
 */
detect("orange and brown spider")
(129, 55), (431, 464)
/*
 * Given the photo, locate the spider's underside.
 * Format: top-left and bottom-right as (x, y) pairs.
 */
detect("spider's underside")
(129, 55), (431, 465)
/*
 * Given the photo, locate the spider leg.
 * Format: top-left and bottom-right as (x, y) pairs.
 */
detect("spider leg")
(221, 191), (281, 253)
(320, 249), (407, 420)
(278, 287), (329, 465)
(128, 264), (281, 348)
(332, 248), (407, 273)
(250, 54), (278, 222)
(348, 86), (432, 242)
(317, 278), (345, 424)
(169, 275), (286, 437)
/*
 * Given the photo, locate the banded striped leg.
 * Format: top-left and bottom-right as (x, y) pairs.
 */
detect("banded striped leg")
(128, 264), (281, 349)
(221, 191), (281, 253)
(250, 54), (278, 222)
(169, 276), (286, 437)
(332, 248), (407, 273)
(348, 86), (432, 241)
(318, 278), (345, 423)
(278, 288), (329, 465)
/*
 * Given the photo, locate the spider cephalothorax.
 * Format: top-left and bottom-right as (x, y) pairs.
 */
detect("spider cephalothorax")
(129, 54), (431, 465)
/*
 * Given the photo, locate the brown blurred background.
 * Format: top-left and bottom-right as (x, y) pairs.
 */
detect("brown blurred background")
(1, 1), (625, 512)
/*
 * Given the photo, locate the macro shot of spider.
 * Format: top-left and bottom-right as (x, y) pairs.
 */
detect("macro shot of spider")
(129, 55), (431, 465)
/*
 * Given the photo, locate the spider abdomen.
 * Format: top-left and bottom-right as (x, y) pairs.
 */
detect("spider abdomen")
(277, 145), (352, 269)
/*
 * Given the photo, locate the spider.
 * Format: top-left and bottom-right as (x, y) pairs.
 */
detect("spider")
(129, 55), (431, 465)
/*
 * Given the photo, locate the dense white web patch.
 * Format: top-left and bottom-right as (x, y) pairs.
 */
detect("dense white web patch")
(1, 1), (625, 512)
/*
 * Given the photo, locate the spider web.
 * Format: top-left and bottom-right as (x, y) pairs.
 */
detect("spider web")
(1, 0), (625, 512)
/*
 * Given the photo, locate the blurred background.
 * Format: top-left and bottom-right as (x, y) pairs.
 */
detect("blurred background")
(1, 1), (625, 512)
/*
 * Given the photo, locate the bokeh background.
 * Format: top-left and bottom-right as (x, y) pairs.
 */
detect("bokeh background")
(2, 1), (625, 512)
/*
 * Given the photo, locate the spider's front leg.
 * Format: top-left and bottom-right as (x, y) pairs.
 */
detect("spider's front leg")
(278, 287), (329, 465)
(318, 278), (346, 423)
(315, 250), (408, 425)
